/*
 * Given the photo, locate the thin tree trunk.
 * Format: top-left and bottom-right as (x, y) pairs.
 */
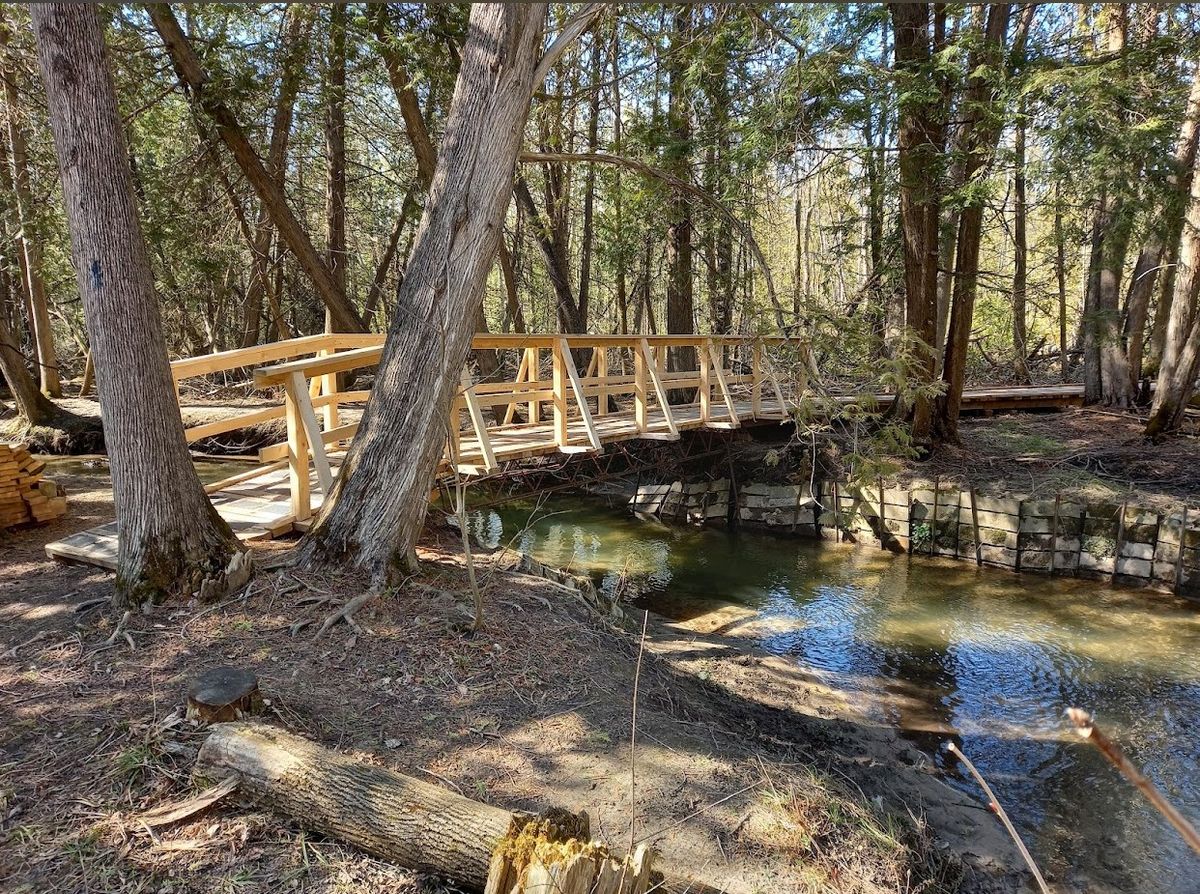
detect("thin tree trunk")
(1123, 63), (1200, 392)
(1055, 181), (1069, 379)
(240, 3), (312, 347)
(665, 4), (695, 377)
(1012, 96), (1030, 385)
(934, 3), (1016, 443)
(296, 4), (546, 583)
(33, 2), (242, 605)
(1, 13), (61, 396)
(324, 2), (347, 348)
(514, 175), (584, 333)
(497, 238), (526, 334)
(0, 291), (61, 425)
(147, 3), (363, 334)
(611, 19), (628, 335)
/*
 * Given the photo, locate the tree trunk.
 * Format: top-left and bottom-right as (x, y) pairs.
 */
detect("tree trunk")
(890, 2), (946, 444)
(240, 3), (312, 347)
(577, 29), (601, 328)
(324, 2), (348, 351)
(1147, 112), (1200, 436)
(514, 175), (584, 333)
(1123, 64), (1200, 391)
(0, 295), (61, 425)
(147, 3), (363, 334)
(933, 3), (1013, 444)
(196, 722), (712, 894)
(33, 2), (242, 606)
(296, 3), (545, 583)
(0, 13), (61, 396)
(665, 4), (695, 378)
(1012, 96), (1030, 385)
(1055, 181), (1069, 379)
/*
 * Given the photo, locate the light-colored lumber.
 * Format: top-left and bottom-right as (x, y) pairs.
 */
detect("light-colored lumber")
(559, 338), (602, 452)
(288, 372), (333, 494)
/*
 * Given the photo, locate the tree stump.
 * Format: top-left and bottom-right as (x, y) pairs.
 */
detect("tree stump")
(186, 667), (261, 723)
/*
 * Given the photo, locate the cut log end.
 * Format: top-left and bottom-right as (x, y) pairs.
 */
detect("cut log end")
(187, 666), (262, 724)
(485, 811), (658, 894)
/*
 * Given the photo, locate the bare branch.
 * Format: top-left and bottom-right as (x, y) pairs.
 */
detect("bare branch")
(533, 3), (605, 86)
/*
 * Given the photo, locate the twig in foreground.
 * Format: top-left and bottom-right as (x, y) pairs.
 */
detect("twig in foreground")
(1068, 707), (1200, 856)
(629, 609), (649, 855)
(946, 741), (1051, 894)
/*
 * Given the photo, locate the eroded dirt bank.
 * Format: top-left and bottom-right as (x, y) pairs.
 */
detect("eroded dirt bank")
(1, 505), (1025, 894)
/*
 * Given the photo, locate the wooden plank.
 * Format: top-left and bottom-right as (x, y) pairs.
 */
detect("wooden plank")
(460, 369), (498, 472)
(751, 342), (763, 416)
(640, 338), (679, 439)
(526, 347), (541, 423)
(596, 348), (609, 417)
(255, 345), (383, 386)
(204, 459), (289, 494)
(551, 340), (569, 447)
(503, 350), (529, 425)
(171, 333), (335, 381)
(706, 340), (740, 426)
(288, 372), (333, 494)
(559, 337), (602, 452)
(634, 341), (648, 432)
(184, 405), (285, 442)
(699, 338), (711, 422)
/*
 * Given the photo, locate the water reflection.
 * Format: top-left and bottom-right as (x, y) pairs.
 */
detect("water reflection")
(472, 496), (1200, 894)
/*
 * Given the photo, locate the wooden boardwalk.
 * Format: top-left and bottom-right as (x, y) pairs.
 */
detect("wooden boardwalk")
(45, 333), (1087, 570)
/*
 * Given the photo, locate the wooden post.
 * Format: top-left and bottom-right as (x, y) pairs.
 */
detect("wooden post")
(503, 349), (529, 426)
(319, 341), (339, 431)
(283, 373), (311, 521)
(706, 340), (739, 425)
(558, 338), (602, 452)
(633, 339), (648, 432)
(1049, 492), (1061, 576)
(1112, 501), (1128, 582)
(551, 339), (569, 447)
(969, 487), (982, 566)
(596, 347), (609, 417)
(640, 339), (679, 439)
(79, 350), (94, 396)
(751, 341), (763, 416)
(699, 338), (712, 422)
(526, 347), (540, 423)
(1174, 507), (1190, 595)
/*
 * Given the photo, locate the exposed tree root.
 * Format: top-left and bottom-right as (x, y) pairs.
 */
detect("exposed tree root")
(315, 590), (378, 638)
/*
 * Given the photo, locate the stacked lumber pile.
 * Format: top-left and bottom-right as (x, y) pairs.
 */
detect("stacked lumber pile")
(0, 442), (67, 528)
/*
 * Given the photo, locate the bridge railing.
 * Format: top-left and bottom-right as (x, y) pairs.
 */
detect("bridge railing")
(173, 332), (802, 524)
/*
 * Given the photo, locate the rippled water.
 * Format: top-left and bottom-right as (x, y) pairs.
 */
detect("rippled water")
(470, 496), (1200, 894)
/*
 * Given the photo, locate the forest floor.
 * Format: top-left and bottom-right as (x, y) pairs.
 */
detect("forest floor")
(907, 408), (1200, 512)
(787, 407), (1200, 513)
(0, 471), (1025, 894)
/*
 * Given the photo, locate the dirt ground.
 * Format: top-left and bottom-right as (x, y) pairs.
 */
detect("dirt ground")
(750, 407), (1200, 514)
(0, 472), (1026, 894)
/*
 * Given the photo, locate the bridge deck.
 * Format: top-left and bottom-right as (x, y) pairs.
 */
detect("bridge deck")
(44, 331), (1086, 571)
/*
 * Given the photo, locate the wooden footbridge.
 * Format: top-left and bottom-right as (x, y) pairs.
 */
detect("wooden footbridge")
(46, 332), (1086, 569)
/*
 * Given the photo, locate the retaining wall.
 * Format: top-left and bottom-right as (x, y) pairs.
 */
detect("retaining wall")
(628, 479), (1200, 597)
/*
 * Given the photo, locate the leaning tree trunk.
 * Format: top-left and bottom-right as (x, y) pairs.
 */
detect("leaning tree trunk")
(146, 2), (363, 334)
(296, 3), (546, 583)
(1012, 98), (1030, 385)
(0, 299), (62, 426)
(32, 2), (242, 606)
(1147, 122), (1200, 437)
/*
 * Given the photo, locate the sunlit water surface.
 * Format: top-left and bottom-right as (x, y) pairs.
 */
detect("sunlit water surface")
(470, 496), (1200, 894)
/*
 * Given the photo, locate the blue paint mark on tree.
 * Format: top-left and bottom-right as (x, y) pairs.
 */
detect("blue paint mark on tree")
(89, 259), (102, 290)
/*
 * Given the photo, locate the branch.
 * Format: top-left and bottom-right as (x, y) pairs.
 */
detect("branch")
(518, 151), (787, 329)
(533, 3), (605, 86)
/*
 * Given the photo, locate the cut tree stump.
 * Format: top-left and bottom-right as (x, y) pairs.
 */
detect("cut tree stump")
(196, 722), (722, 894)
(186, 667), (262, 723)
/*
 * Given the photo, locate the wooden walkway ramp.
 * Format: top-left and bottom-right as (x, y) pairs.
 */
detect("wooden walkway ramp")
(45, 333), (1086, 570)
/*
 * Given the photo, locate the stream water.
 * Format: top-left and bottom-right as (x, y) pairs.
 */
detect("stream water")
(469, 495), (1200, 894)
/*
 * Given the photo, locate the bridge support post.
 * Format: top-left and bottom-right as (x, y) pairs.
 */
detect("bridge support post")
(633, 341), (648, 432)
(751, 342), (763, 417)
(283, 375), (311, 522)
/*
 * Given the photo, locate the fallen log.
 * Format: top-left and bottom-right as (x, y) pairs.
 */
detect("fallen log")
(196, 722), (723, 894)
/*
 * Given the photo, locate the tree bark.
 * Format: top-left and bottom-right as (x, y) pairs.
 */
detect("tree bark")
(890, 3), (946, 444)
(296, 3), (546, 583)
(1012, 95), (1030, 385)
(0, 12), (61, 396)
(1122, 63), (1200, 393)
(665, 4), (695, 378)
(324, 2), (348, 349)
(146, 2), (363, 334)
(0, 294), (61, 425)
(514, 175), (584, 333)
(933, 3), (1018, 444)
(33, 2), (242, 606)
(1147, 109), (1200, 436)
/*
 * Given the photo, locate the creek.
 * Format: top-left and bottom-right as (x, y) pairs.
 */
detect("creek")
(470, 494), (1200, 894)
